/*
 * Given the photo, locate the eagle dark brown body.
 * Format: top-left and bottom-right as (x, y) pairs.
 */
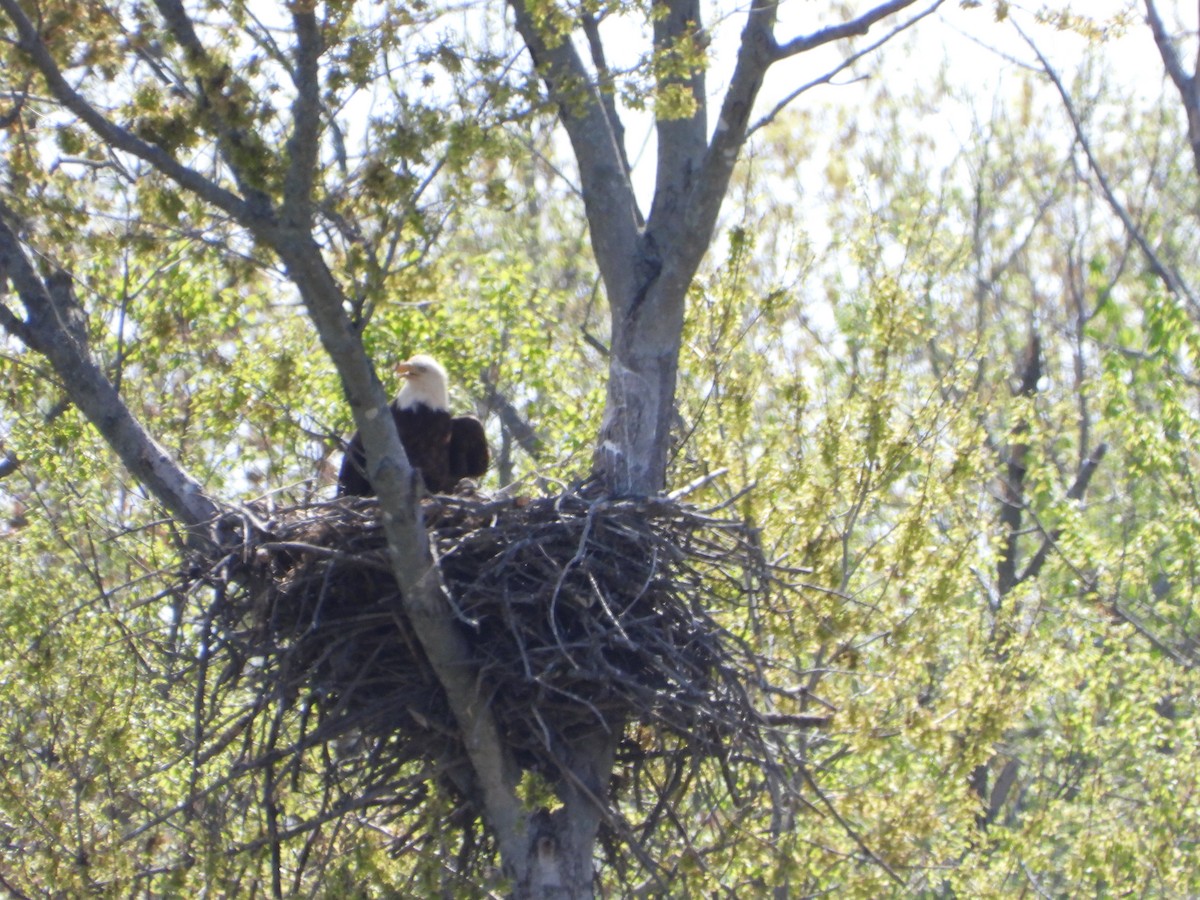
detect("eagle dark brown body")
(336, 356), (489, 497)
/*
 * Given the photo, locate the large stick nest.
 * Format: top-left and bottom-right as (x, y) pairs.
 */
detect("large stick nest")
(182, 482), (812, 859)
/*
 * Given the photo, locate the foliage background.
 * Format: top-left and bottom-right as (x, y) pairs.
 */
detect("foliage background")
(3, 1), (1200, 896)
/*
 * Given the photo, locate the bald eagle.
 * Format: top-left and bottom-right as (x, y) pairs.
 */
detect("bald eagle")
(337, 355), (489, 497)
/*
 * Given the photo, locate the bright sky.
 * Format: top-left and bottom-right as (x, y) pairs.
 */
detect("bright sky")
(596, 0), (1174, 214)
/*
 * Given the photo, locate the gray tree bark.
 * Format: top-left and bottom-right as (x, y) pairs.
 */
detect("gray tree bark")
(511, 0), (931, 496)
(1145, 0), (1200, 183)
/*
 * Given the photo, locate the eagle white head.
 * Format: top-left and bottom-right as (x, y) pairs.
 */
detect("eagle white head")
(395, 354), (450, 411)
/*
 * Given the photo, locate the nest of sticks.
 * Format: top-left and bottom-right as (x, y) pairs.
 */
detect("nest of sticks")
(183, 481), (807, 850)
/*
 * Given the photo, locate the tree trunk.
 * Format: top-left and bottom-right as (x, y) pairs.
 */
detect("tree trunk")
(593, 243), (687, 496)
(509, 0), (786, 496)
(517, 736), (615, 900)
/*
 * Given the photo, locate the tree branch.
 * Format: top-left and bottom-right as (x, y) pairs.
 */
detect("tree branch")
(649, 0), (708, 228)
(0, 0), (253, 224)
(151, 0), (275, 207)
(1144, 0), (1192, 95)
(580, 11), (640, 226)
(687, 1), (925, 285)
(1020, 23), (1200, 311)
(282, 6), (323, 229)
(697, 0), (776, 211)
(0, 209), (219, 530)
(774, 0), (927, 60)
(749, 0), (944, 136)
(1144, 0), (1200, 179)
(153, 0), (206, 63)
(1017, 442), (1108, 586)
(997, 333), (1040, 600)
(507, 0), (643, 294)
(481, 372), (545, 461)
(268, 232), (528, 880)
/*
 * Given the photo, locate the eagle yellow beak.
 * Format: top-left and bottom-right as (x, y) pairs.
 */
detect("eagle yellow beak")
(396, 361), (417, 378)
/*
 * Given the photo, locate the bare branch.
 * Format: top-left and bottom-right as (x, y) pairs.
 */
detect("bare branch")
(700, 0), (776, 203)
(1144, 0), (1192, 100)
(692, 0), (926, 280)
(0, 77), (29, 128)
(749, 1), (944, 136)
(1064, 442), (1108, 503)
(282, 8), (323, 228)
(1020, 24), (1200, 311)
(799, 764), (905, 886)
(997, 333), (1041, 599)
(773, 0), (928, 60)
(580, 11), (639, 225)
(0, 297), (33, 346)
(1017, 442), (1108, 586)
(481, 373), (545, 461)
(153, 0), (206, 62)
(269, 234), (528, 879)
(650, 0), (708, 227)
(1144, 0), (1200, 179)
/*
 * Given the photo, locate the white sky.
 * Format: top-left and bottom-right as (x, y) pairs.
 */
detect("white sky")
(602, 1), (1183, 210)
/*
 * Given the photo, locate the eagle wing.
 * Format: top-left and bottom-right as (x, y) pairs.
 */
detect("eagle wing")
(336, 431), (371, 496)
(338, 410), (486, 497)
(448, 415), (489, 481)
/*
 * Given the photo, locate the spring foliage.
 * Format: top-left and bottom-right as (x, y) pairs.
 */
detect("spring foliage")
(2, 1), (1200, 896)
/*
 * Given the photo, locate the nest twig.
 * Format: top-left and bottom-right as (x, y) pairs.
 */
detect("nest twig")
(177, 482), (819, 881)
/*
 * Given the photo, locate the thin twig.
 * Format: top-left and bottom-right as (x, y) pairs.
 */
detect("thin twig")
(1018, 21), (1200, 311)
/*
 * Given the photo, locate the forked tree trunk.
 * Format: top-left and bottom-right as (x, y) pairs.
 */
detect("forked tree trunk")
(594, 257), (690, 496)
(516, 737), (615, 900)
